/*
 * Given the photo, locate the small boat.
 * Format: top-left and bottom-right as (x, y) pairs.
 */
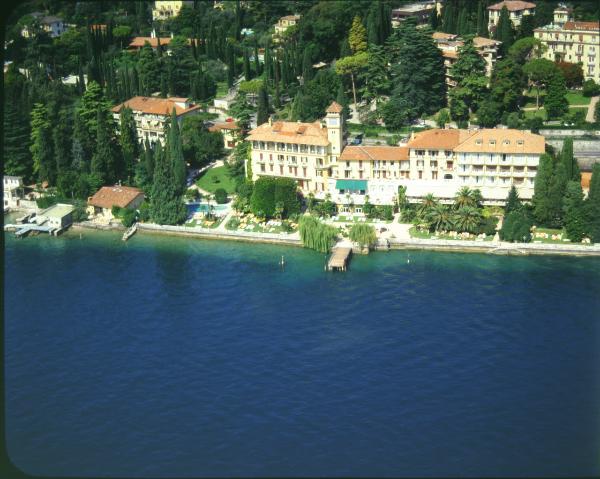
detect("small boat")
(122, 223), (137, 241)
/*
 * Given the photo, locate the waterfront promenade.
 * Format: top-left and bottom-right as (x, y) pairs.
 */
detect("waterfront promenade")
(70, 220), (600, 257)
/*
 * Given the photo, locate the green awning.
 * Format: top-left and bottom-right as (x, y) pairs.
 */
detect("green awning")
(335, 180), (368, 191)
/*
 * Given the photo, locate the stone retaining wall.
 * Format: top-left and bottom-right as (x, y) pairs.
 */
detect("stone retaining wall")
(137, 223), (302, 247)
(388, 238), (600, 256)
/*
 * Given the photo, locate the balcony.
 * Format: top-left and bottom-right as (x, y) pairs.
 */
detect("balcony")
(499, 170), (512, 177)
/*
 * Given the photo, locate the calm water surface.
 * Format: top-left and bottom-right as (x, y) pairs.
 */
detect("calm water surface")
(4, 229), (600, 477)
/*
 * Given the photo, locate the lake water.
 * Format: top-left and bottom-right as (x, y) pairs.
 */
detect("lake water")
(4, 229), (600, 477)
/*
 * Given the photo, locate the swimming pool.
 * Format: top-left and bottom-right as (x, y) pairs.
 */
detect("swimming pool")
(186, 202), (229, 215)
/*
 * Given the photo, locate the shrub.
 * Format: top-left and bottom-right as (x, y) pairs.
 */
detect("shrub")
(36, 195), (58, 209)
(401, 204), (417, 222)
(214, 188), (228, 204)
(72, 205), (88, 223)
(500, 210), (532, 242)
(111, 205), (123, 218)
(582, 79), (600, 97)
(138, 201), (151, 222)
(477, 216), (499, 236)
(381, 205), (394, 221)
(386, 134), (401, 146)
(349, 224), (377, 248)
(298, 215), (338, 253)
(185, 188), (200, 201)
(280, 220), (294, 233)
(121, 208), (137, 227)
(226, 217), (240, 230)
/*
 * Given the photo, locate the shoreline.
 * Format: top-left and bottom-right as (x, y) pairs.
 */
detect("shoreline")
(69, 221), (600, 257)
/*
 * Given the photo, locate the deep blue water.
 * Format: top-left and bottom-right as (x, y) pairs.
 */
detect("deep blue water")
(4, 229), (600, 477)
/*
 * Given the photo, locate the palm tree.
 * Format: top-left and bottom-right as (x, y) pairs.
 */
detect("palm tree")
(454, 186), (476, 209)
(453, 206), (483, 233)
(417, 193), (438, 219)
(427, 204), (454, 232)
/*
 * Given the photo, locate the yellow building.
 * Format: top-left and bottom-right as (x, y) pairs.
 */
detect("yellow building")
(248, 102), (343, 192)
(534, 19), (600, 83)
(112, 96), (201, 146)
(273, 14), (301, 42)
(208, 121), (240, 150)
(152, 1), (194, 21)
(433, 33), (501, 87)
(248, 101), (545, 205)
(487, 1), (536, 31)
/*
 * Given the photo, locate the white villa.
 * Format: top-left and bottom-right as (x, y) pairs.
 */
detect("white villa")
(487, 1), (536, 31)
(112, 96), (201, 146)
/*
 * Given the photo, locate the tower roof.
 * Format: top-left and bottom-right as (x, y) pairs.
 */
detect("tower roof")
(326, 101), (343, 113)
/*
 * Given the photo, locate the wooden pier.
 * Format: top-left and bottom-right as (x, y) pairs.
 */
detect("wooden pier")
(327, 246), (352, 271)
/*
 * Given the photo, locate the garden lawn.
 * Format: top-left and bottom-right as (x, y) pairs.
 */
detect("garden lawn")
(566, 90), (592, 105)
(195, 166), (236, 194)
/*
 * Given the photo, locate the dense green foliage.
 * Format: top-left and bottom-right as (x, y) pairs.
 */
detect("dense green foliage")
(349, 223), (377, 248)
(298, 215), (338, 253)
(250, 177), (301, 219)
(500, 210), (533, 243)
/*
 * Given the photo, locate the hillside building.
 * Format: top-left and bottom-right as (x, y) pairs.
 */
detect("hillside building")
(21, 12), (67, 38)
(152, 1), (194, 21)
(534, 9), (599, 83)
(487, 1), (536, 31)
(112, 96), (202, 145)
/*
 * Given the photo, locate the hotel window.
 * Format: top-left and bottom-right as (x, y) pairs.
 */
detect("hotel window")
(359, 171), (363, 179)
(517, 140), (524, 145)
(259, 142), (265, 149)
(359, 160), (363, 168)
(288, 166), (293, 174)
(260, 164), (265, 172)
(280, 166), (284, 174)
(346, 161), (350, 167)
(446, 161), (453, 169)
(309, 146), (315, 154)
(345, 171), (350, 178)
(418, 171), (423, 179)
(476, 139), (483, 145)
(286, 144), (292, 152)
(303, 167), (307, 177)
(269, 154), (273, 161)
(432, 171), (438, 180)
(259, 153), (263, 160)
(489, 140), (496, 146)
(270, 165), (273, 172)
(252, 141), (258, 148)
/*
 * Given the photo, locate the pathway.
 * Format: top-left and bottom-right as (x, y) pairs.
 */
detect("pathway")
(586, 96), (599, 123)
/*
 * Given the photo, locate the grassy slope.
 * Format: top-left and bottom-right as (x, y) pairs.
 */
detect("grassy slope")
(196, 166), (237, 194)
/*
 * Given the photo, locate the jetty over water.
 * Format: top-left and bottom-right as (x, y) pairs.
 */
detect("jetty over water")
(4, 223), (59, 237)
(327, 245), (352, 271)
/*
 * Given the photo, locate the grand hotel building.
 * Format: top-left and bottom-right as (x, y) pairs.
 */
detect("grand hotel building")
(247, 102), (545, 206)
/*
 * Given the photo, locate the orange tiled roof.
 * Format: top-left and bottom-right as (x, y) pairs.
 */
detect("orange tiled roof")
(453, 129), (545, 154)
(128, 37), (173, 48)
(326, 101), (343, 113)
(563, 21), (600, 32)
(247, 121), (329, 146)
(208, 121), (239, 132)
(473, 36), (501, 47)
(112, 96), (201, 116)
(432, 32), (458, 41)
(88, 186), (144, 209)
(442, 50), (458, 59)
(340, 146), (409, 161)
(407, 129), (476, 150)
(488, 1), (536, 12)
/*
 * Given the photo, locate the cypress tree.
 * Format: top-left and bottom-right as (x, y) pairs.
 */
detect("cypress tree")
(256, 85), (270, 126)
(367, 9), (379, 46)
(495, 6), (515, 55)
(243, 48), (251, 80)
(253, 39), (261, 77)
(30, 103), (55, 185)
(302, 48), (313, 83)
(560, 138), (580, 182)
(429, 6), (439, 30)
(336, 83), (350, 121)
(532, 153), (554, 226)
(476, 0), (488, 37)
(166, 109), (186, 196)
(562, 181), (587, 242)
(91, 109), (116, 185)
(3, 68), (32, 180)
(547, 161), (568, 227)
(545, 72), (569, 120)
(504, 185), (522, 215)
(53, 108), (72, 176)
(119, 107), (139, 184)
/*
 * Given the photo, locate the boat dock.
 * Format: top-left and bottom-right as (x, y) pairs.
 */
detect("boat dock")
(4, 223), (61, 237)
(327, 245), (352, 271)
(122, 223), (137, 241)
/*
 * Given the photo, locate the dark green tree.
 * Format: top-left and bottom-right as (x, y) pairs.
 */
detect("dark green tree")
(562, 180), (588, 242)
(256, 85), (270, 126)
(494, 6), (515, 56)
(119, 107), (139, 184)
(30, 103), (55, 184)
(545, 71), (569, 120)
(505, 185), (522, 215)
(559, 138), (580, 182)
